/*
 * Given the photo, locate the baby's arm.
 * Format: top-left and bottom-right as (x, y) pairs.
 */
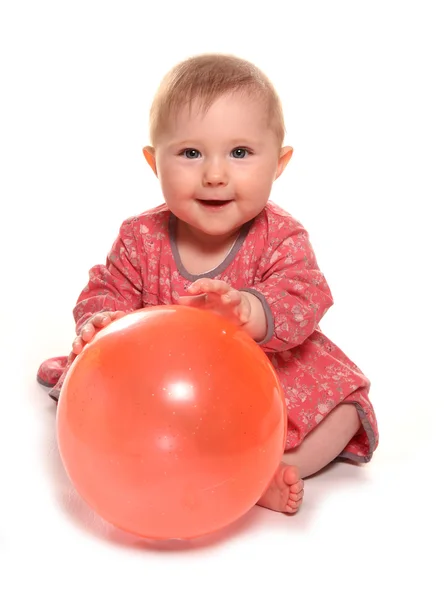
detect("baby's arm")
(72, 218), (144, 335)
(239, 291), (267, 340)
(242, 221), (333, 352)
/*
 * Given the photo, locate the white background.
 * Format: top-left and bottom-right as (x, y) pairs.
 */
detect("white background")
(1, 1), (444, 598)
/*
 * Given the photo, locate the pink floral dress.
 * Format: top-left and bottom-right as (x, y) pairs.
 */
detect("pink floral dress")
(38, 202), (378, 462)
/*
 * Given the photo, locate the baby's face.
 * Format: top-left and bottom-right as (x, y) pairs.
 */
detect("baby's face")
(150, 92), (289, 240)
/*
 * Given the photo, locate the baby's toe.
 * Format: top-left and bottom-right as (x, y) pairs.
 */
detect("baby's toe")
(290, 481), (304, 494)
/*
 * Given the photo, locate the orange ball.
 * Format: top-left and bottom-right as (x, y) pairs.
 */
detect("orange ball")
(57, 306), (287, 540)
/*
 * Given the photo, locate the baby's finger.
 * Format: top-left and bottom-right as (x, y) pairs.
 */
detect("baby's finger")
(187, 279), (209, 294)
(208, 281), (230, 296)
(110, 311), (126, 321)
(238, 305), (251, 324)
(221, 289), (241, 305)
(188, 278), (230, 295)
(212, 280), (232, 295)
(91, 313), (111, 327)
(72, 336), (84, 355)
(177, 293), (208, 307)
(81, 323), (96, 342)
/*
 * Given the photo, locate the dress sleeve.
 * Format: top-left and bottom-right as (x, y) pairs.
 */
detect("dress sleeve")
(242, 221), (334, 353)
(72, 218), (144, 333)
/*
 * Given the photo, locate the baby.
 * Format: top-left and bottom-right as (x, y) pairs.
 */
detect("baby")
(38, 53), (379, 514)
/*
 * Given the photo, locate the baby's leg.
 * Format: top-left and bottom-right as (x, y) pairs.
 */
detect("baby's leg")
(257, 403), (360, 513)
(284, 403), (361, 478)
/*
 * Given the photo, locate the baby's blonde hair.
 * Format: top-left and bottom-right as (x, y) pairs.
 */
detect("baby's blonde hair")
(149, 54), (285, 146)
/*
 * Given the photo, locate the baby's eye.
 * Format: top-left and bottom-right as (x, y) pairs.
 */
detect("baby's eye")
(231, 147), (250, 159)
(181, 148), (201, 159)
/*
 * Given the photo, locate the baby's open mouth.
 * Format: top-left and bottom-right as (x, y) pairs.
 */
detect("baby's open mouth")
(197, 199), (233, 207)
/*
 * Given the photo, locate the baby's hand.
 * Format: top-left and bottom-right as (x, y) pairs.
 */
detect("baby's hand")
(72, 311), (126, 355)
(178, 279), (251, 326)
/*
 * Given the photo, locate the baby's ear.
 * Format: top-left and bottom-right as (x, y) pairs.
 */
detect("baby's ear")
(143, 146), (157, 176)
(275, 146), (293, 179)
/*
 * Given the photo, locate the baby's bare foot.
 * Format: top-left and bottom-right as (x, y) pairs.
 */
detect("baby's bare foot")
(256, 462), (304, 514)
